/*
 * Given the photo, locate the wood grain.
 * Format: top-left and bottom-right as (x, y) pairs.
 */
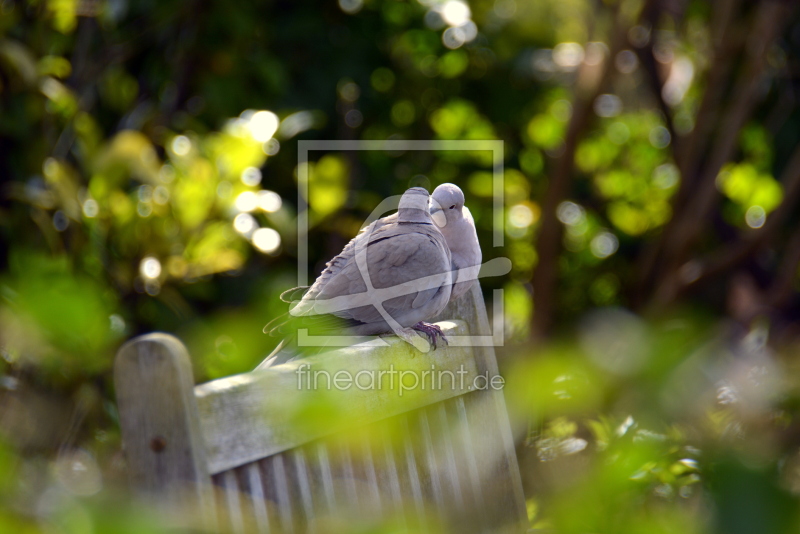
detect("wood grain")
(196, 320), (479, 474)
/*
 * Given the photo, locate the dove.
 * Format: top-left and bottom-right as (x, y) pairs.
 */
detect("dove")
(257, 187), (452, 369)
(430, 183), (482, 303)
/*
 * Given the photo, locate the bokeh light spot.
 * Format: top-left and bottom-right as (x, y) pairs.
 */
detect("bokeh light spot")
(553, 42), (584, 70)
(594, 94), (622, 117)
(252, 227), (281, 254)
(615, 50), (638, 73)
(159, 164), (176, 183)
(153, 185), (170, 205)
(509, 204), (535, 228)
(140, 256), (162, 279)
(82, 199), (99, 218)
(338, 0), (363, 14)
(745, 205), (766, 229)
(338, 82), (360, 102)
(649, 126), (671, 148)
(258, 190), (282, 212)
(442, 27), (466, 49)
(171, 135), (191, 156)
(241, 167), (262, 186)
(235, 191), (258, 212)
(345, 109), (363, 128)
(263, 138), (280, 156)
(557, 201), (585, 226)
(590, 231), (619, 258)
(249, 110), (280, 142)
(441, 0), (471, 26)
(653, 163), (679, 189)
(494, 0), (516, 18)
(233, 213), (257, 235)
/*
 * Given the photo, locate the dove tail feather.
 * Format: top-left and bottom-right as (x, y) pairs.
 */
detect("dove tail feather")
(279, 286), (310, 303)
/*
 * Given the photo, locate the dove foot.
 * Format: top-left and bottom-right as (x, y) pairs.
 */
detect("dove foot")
(392, 327), (431, 353)
(412, 322), (448, 350)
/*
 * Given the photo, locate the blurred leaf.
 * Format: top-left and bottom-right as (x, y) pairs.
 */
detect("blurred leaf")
(439, 50), (468, 78)
(94, 130), (160, 184)
(37, 55), (71, 79)
(1, 252), (118, 373)
(47, 0), (78, 33)
(0, 39), (38, 85)
(172, 159), (217, 229)
(184, 222), (246, 277)
(526, 113), (564, 149)
(99, 68), (139, 111)
(306, 154), (349, 219)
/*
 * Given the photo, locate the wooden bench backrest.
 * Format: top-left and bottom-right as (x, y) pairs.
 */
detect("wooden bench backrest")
(115, 285), (526, 532)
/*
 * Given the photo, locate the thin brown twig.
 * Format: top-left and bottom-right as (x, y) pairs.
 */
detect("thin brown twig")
(634, 1), (681, 167)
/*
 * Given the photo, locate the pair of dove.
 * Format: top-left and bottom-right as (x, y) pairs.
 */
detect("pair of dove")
(257, 183), (481, 369)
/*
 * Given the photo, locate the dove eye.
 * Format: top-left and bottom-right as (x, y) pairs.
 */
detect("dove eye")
(449, 205), (456, 209)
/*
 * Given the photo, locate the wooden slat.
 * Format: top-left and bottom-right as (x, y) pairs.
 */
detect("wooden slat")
(460, 388), (527, 532)
(222, 470), (245, 534)
(290, 449), (314, 524)
(315, 443), (336, 512)
(268, 455), (294, 533)
(244, 463), (271, 534)
(378, 422), (405, 522)
(359, 436), (382, 514)
(417, 409), (445, 511)
(399, 414), (426, 525)
(337, 440), (359, 506)
(196, 320), (479, 474)
(435, 403), (465, 513)
(455, 395), (487, 529)
(439, 284), (528, 531)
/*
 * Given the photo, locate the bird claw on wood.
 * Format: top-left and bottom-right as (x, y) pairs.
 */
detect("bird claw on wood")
(411, 322), (448, 350)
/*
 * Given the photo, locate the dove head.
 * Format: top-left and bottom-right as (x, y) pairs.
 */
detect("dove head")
(397, 187), (432, 223)
(430, 183), (465, 228)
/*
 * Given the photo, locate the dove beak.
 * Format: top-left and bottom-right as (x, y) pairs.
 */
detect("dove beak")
(431, 208), (446, 227)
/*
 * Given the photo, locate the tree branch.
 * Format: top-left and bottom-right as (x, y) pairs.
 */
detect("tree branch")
(530, 5), (629, 340)
(679, 141), (800, 290)
(635, 0), (744, 301)
(647, 0), (794, 307)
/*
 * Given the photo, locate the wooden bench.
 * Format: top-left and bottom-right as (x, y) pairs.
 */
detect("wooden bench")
(114, 284), (527, 532)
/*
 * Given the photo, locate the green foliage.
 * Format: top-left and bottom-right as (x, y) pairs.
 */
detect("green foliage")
(2, 0), (800, 531)
(717, 162), (783, 227)
(306, 154), (350, 220)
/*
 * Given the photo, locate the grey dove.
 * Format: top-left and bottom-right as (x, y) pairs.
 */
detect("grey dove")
(430, 183), (482, 303)
(257, 187), (452, 369)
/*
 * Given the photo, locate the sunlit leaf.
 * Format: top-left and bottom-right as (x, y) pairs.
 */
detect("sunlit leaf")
(172, 159), (217, 229)
(306, 154), (349, 219)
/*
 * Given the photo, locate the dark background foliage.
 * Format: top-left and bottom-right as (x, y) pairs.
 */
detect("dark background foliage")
(3, 0), (800, 531)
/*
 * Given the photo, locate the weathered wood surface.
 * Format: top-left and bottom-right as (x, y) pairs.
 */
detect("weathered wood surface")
(437, 283), (527, 529)
(115, 283), (528, 532)
(210, 395), (527, 533)
(114, 333), (215, 515)
(196, 320), (480, 475)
